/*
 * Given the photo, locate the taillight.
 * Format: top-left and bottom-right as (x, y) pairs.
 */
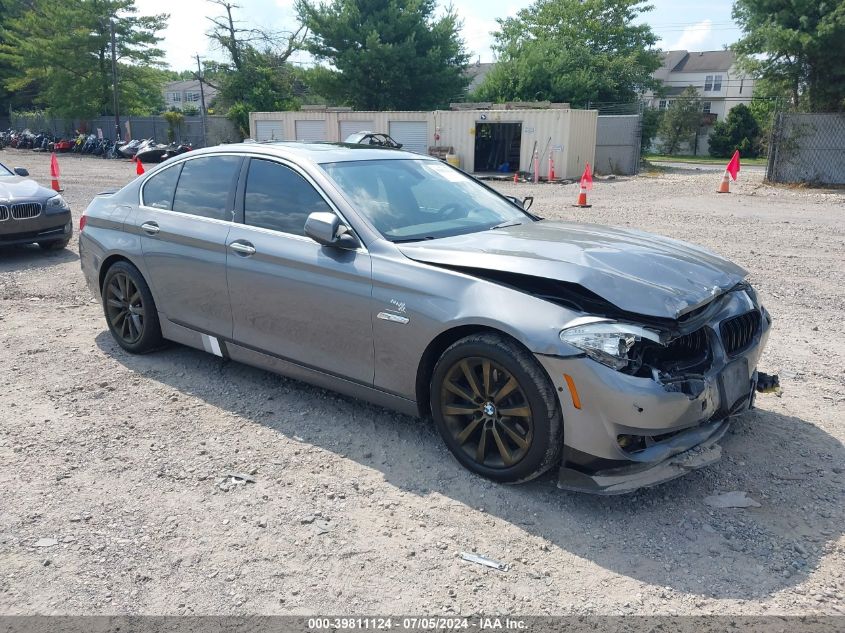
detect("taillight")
(79, 214), (87, 231)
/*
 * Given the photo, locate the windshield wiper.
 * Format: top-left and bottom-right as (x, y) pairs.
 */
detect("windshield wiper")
(392, 236), (436, 243)
(490, 220), (523, 230)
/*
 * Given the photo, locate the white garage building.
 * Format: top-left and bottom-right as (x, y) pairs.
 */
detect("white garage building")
(249, 107), (597, 179)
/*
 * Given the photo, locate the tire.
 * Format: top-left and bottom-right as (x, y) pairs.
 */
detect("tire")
(430, 333), (563, 483)
(101, 260), (164, 354)
(38, 237), (70, 251)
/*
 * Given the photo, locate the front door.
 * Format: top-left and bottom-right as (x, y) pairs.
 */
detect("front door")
(226, 157), (374, 384)
(136, 154), (242, 338)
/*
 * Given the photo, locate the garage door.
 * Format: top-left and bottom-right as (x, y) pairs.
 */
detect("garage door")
(295, 119), (327, 142)
(340, 120), (374, 142)
(255, 120), (283, 142)
(389, 121), (428, 154)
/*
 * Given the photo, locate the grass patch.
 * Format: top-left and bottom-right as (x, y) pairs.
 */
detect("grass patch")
(645, 154), (768, 166)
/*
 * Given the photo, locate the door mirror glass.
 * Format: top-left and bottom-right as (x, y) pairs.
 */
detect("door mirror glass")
(522, 196), (534, 211)
(14, 167), (29, 177)
(305, 212), (359, 249)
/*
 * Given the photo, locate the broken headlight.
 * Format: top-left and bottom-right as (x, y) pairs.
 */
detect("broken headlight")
(560, 321), (662, 371)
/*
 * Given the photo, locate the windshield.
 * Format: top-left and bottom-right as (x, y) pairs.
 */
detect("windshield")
(0, 162), (13, 177)
(321, 159), (530, 242)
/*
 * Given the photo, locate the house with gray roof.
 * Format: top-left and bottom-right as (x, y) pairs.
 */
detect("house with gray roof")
(645, 50), (754, 122)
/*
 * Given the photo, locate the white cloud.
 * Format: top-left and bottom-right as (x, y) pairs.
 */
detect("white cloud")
(666, 19), (714, 51)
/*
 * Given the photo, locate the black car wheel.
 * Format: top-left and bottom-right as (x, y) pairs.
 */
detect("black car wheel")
(38, 237), (70, 251)
(102, 261), (163, 353)
(431, 333), (563, 483)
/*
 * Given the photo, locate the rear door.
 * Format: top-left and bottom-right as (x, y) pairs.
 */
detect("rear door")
(226, 157), (374, 384)
(136, 154), (242, 338)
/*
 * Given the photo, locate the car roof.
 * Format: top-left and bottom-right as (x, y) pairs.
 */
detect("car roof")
(188, 141), (432, 164)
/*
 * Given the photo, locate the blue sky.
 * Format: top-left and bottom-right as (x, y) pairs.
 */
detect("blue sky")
(135, 0), (743, 72)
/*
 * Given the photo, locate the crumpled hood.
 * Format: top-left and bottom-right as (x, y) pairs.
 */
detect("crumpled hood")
(0, 177), (55, 202)
(397, 221), (748, 320)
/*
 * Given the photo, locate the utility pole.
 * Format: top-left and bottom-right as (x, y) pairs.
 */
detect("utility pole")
(196, 54), (208, 148)
(110, 20), (121, 141)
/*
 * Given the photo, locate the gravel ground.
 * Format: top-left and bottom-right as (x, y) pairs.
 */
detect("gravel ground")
(0, 149), (843, 616)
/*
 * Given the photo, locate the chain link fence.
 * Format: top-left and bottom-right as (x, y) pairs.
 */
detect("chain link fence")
(767, 113), (845, 185)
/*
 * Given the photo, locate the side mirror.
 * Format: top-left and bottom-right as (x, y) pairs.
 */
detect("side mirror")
(522, 196), (534, 211)
(14, 167), (29, 177)
(305, 212), (360, 249)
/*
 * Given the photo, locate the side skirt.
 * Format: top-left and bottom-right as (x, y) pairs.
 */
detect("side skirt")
(159, 314), (420, 418)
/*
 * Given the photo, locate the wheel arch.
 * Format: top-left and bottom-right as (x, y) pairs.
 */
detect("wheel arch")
(415, 324), (536, 417)
(98, 253), (142, 292)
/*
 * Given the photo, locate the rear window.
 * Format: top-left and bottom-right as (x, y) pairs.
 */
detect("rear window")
(141, 164), (182, 210)
(172, 155), (242, 221)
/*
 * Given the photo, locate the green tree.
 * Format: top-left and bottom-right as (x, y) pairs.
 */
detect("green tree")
(657, 87), (703, 155)
(205, 1), (306, 136)
(733, 0), (845, 112)
(640, 107), (662, 154)
(708, 104), (762, 158)
(296, 0), (469, 110)
(475, 0), (661, 105)
(0, 0), (167, 118)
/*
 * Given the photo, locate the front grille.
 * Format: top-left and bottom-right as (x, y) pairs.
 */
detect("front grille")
(0, 205), (8, 221)
(720, 310), (761, 356)
(11, 202), (42, 220)
(668, 327), (708, 356)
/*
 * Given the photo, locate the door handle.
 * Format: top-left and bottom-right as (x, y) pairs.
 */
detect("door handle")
(229, 241), (256, 256)
(140, 221), (160, 235)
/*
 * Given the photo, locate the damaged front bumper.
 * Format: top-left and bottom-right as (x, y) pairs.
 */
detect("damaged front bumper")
(536, 301), (772, 494)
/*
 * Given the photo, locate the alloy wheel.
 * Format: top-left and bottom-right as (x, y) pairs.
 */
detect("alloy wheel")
(439, 357), (534, 469)
(105, 272), (145, 344)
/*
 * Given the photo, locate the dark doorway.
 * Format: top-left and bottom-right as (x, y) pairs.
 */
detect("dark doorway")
(474, 122), (522, 173)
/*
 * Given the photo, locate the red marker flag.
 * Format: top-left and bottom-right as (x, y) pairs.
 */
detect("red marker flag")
(136, 159), (145, 175)
(726, 150), (740, 181)
(580, 162), (593, 191)
(50, 152), (60, 178)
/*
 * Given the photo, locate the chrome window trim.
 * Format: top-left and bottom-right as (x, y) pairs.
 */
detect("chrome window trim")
(137, 150), (367, 253)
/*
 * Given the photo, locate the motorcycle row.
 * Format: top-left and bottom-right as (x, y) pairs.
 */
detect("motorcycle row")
(0, 129), (193, 163)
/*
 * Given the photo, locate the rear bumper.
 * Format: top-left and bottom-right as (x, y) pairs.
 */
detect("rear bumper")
(0, 210), (72, 246)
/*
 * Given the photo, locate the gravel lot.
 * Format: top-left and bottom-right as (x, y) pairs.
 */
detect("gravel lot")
(1, 149), (843, 616)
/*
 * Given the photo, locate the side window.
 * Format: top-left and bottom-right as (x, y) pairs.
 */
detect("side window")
(704, 75), (713, 91)
(142, 164), (182, 210)
(172, 155), (241, 221)
(713, 75), (723, 91)
(243, 159), (332, 236)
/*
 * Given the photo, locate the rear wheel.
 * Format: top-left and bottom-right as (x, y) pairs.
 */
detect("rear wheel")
(102, 261), (163, 353)
(431, 333), (563, 483)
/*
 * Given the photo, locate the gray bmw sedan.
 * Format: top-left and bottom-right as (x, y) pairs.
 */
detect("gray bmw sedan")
(79, 143), (772, 493)
(0, 160), (72, 250)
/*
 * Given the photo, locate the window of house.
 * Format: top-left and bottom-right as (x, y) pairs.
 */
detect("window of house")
(167, 92), (182, 102)
(186, 92), (200, 102)
(713, 75), (723, 91)
(658, 100), (667, 110)
(704, 76), (713, 91)
(702, 102), (712, 114)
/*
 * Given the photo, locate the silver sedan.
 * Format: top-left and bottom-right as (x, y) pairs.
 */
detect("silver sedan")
(78, 143), (772, 493)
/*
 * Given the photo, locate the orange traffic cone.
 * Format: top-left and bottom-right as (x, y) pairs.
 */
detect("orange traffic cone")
(513, 170), (518, 183)
(717, 170), (730, 193)
(50, 152), (62, 192)
(573, 186), (592, 208)
(136, 158), (145, 175)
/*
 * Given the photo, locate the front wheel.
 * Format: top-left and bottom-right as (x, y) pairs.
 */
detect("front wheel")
(430, 333), (563, 483)
(102, 261), (163, 353)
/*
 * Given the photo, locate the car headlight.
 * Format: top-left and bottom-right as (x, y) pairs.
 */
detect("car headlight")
(560, 320), (662, 371)
(46, 194), (70, 213)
